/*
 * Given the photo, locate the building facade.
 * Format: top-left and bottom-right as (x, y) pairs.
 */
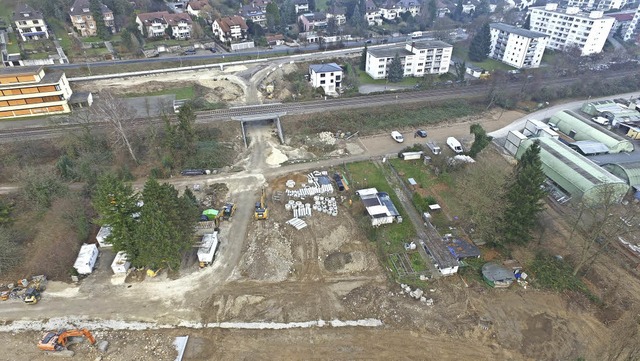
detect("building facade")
(326, 6), (347, 25)
(567, 0), (628, 11)
(365, 41), (452, 80)
(298, 13), (327, 32)
(0, 66), (73, 119)
(212, 16), (248, 43)
(240, 5), (267, 25)
(13, 3), (49, 41)
(624, 4), (640, 43)
(529, 3), (615, 56)
(309, 63), (343, 94)
(136, 12), (193, 39)
(294, 0), (310, 13)
(69, 0), (115, 37)
(489, 23), (548, 69)
(365, 0), (382, 25)
(186, 0), (210, 17)
(379, 0), (421, 20)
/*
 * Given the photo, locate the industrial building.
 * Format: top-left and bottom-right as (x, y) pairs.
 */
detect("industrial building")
(602, 162), (640, 187)
(516, 137), (628, 203)
(580, 100), (640, 125)
(489, 23), (548, 69)
(529, 3), (615, 56)
(365, 41), (452, 80)
(549, 110), (634, 153)
(0, 66), (73, 119)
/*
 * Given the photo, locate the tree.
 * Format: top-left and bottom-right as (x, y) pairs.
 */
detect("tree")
(468, 123), (492, 157)
(360, 43), (368, 70)
(474, 0), (490, 18)
(387, 52), (404, 82)
(523, 14), (531, 30)
(90, 92), (139, 163)
(18, 166), (68, 209)
(327, 17), (338, 35)
(454, 60), (466, 81)
(308, 0), (316, 11)
(451, 0), (464, 21)
(162, 103), (197, 170)
(90, 0), (112, 40)
(0, 227), (22, 276)
(280, 0), (297, 25)
(247, 20), (265, 38)
(426, 0), (437, 25)
(500, 140), (547, 245)
(468, 22), (491, 62)
(191, 22), (205, 39)
(165, 24), (174, 39)
(266, 2), (281, 32)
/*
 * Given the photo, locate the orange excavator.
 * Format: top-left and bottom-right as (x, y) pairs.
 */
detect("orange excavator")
(37, 328), (96, 357)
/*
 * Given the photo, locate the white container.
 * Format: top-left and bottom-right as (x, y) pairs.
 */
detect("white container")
(73, 243), (99, 275)
(96, 226), (113, 248)
(111, 251), (131, 274)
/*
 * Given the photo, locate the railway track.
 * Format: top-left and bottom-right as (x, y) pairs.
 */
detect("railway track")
(0, 70), (637, 142)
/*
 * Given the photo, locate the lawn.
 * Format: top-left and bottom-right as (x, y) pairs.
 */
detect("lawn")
(5, 32), (19, 54)
(389, 158), (435, 189)
(125, 86), (195, 99)
(315, 0), (328, 10)
(357, 71), (420, 86)
(452, 41), (515, 71)
(48, 19), (74, 51)
(143, 39), (191, 50)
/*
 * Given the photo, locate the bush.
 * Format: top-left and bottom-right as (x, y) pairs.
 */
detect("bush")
(18, 167), (68, 209)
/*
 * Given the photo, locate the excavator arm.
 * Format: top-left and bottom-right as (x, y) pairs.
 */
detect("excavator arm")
(58, 328), (96, 347)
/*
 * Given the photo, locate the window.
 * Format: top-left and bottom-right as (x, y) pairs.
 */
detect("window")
(320, 73), (325, 77)
(320, 80), (325, 84)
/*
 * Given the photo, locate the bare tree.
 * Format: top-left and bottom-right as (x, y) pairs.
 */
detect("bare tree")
(90, 92), (139, 163)
(565, 184), (636, 276)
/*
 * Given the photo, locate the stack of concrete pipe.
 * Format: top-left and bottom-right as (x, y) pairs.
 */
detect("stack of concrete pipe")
(288, 200), (312, 218)
(311, 196), (338, 217)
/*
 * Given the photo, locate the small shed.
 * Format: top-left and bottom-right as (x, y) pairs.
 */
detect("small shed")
(482, 262), (515, 288)
(356, 188), (402, 226)
(111, 251), (131, 274)
(96, 226), (112, 248)
(446, 238), (480, 260)
(73, 243), (99, 276)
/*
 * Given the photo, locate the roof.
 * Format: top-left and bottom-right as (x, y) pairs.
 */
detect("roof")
(0, 70), (64, 89)
(0, 65), (43, 77)
(550, 110), (634, 153)
(602, 162), (640, 187)
(328, 5), (346, 15)
(70, 0), (112, 16)
(309, 62), (342, 73)
(187, 0), (209, 10)
(396, 0), (421, 7)
(482, 263), (515, 282)
(531, 5), (615, 21)
(293, 0), (309, 4)
(490, 23), (548, 39)
(215, 15), (248, 32)
(69, 91), (92, 104)
(241, 5), (264, 15)
(516, 137), (628, 202)
(609, 13), (635, 22)
(357, 188), (400, 218)
(365, 0), (378, 11)
(446, 238), (481, 259)
(368, 45), (414, 58)
(13, 3), (44, 21)
(410, 40), (453, 49)
(137, 11), (192, 26)
(301, 12), (327, 21)
(266, 33), (284, 41)
(568, 140), (610, 155)
(581, 100), (640, 122)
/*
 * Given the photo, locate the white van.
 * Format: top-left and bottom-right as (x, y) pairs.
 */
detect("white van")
(391, 131), (404, 143)
(592, 116), (610, 126)
(446, 137), (464, 153)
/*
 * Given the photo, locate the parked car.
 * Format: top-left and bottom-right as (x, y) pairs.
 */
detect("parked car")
(183, 49), (196, 55)
(415, 130), (427, 138)
(391, 131), (404, 143)
(209, 47), (217, 53)
(592, 116), (610, 126)
(446, 137), (463, 153)
(426, 141), (441, 155)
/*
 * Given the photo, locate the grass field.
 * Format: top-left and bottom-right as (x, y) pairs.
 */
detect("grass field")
(452, 41), (515, 71)
(357, 71), (420, 86)
(5, 32), (20, 54)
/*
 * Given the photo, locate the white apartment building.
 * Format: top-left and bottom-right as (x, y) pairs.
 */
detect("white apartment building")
(529, 3), (615, 56)
(624, 4), (640, 42)
(567, 0), (627, 11)
(489, 23), (549, 69)
(13, 4), (49, 41)
(365, 41), (452, 80)
(309, 63), (343, 94)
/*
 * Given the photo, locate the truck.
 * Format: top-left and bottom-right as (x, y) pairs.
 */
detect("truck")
(197, 232), (220, 268)
(426, 141), (441, 155)
(446, 137), (464, 153)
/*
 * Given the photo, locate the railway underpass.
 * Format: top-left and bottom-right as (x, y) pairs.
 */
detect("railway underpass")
(233, 112), (287, 148)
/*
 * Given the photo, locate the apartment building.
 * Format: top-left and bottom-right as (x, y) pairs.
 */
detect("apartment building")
(136, 12), (193, 39)
(212, 16), (248, 43)
(624, 4), (640, 43)
(489, 23), (548, 69)
(365, 41), (452, 80)
(529, 3), (615, 55)
(13, 3), (49, 41)
(0, 66), (73, 119)
(567, 0), (628, 11)
(69, 0), (115, 37)
(309, 63), (343, 94)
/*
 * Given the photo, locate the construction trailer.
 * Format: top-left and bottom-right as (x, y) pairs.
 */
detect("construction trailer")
(198, 232), (220, 268)
(111, 251), (131, 274)
(73, 244), (99, 276)
(96, 226), (112, 248)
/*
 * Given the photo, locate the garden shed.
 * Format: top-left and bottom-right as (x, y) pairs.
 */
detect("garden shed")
(482, 262), (515, 288)
(549, 110), (634, 153)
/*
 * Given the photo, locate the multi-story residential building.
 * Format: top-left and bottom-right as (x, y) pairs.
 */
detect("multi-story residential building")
(186, 0), (210, 17)
(365, 0), (383, 25)
(298, 13), (327, 32)
(567, 0), (627, 11)
(240, 5), (267, 26)
(0, 66), (73, 119)
(212, 16), (248, 43)
(529, 3), (615, 56)
(624, 4), (640, 43)
(365, 41), (452, 80)
(309, 63), (343, 94)
(609, 11), (636, 37)
(13, 4), (49, 41)
(136, 12), (193, 39)
(326, 6), (347, 25)
(69, 0), (115, 37)
(489, 23), (548, 69)
(380, 0), (421, 20)
(294, 0), (310, 14)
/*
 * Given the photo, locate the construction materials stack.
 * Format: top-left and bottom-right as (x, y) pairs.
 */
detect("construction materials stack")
(285, 171), (334, 199)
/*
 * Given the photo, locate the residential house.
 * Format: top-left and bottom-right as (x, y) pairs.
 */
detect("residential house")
(251, 0), (271, 10)
(489, 23), (548, 69)
(365, 0), (383, 25)
(462, 2), (476, 14)
(365, 40), (453, 79)
(69, 0), (115, 37)
(294, 0), (310, 14)
(326, 6), (347, 26)
(266, 33), (285, 46)
(212, 16), (248, 43)
(529, 3), (615, 55)
(186, 0), (210, 17)
(136, 12), (193, 39)
(298, 13), (327, 32)
(309, 63), (343, 94)
(624, 4), (640, 43)
(0, 66), (73, 119)
(13, 3), (49, 41)
(240, 5), (267, 26)
(397, 0), (421, 16)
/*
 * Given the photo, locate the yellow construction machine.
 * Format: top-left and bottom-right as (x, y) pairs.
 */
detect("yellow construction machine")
(254, 188), (268, 220)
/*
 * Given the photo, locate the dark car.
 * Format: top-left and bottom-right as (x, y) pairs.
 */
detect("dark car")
(183, 49), (196, 55)
(415, 130), (427, 138)
(209, 47), (217, 53)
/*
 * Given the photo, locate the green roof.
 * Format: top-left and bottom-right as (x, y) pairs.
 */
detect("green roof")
(602, 162), (640, 187)
(549, 110), (634, 153)
(516, 137), (628, 203)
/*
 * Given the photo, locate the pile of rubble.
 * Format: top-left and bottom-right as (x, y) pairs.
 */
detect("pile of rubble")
(399, 284), (434, 306)
(318, 132), (337, 145)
